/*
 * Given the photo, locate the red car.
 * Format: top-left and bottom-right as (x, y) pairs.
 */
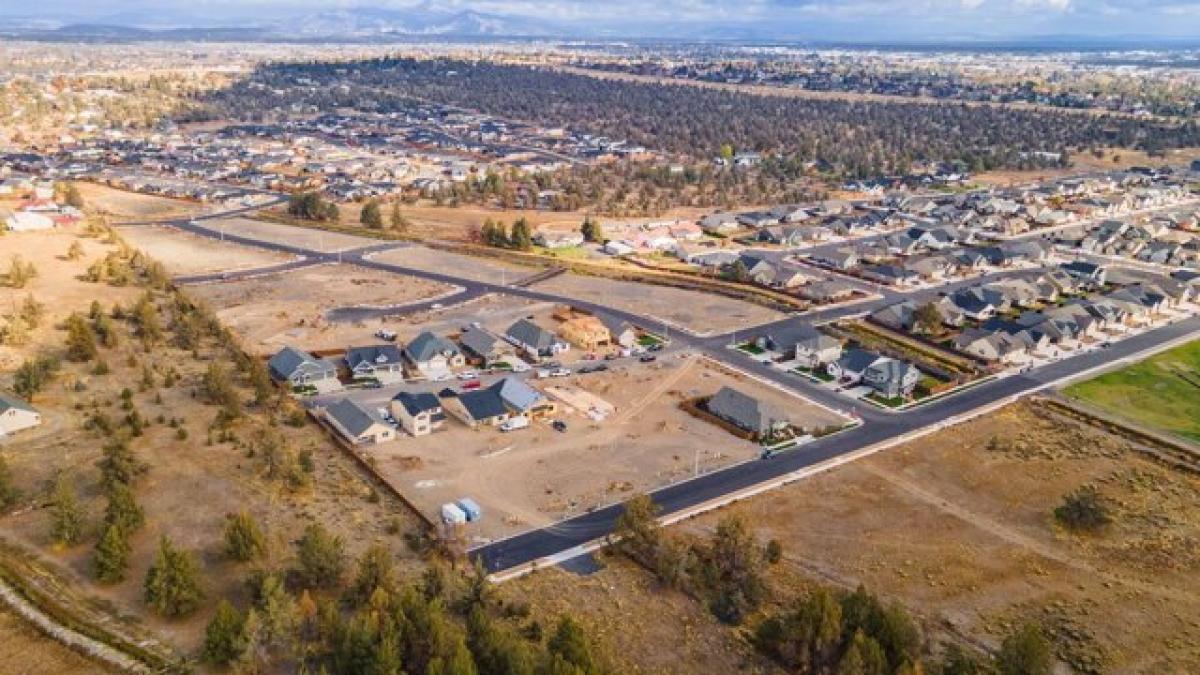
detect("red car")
(462, 379), (482, 390)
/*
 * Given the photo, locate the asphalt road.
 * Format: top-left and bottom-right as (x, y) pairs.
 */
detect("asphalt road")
(139, 203), (1200, 573)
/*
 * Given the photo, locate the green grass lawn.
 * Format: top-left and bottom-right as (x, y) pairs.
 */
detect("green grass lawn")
(736, 342), (765, 355)
(1064, 339), (1200, 443)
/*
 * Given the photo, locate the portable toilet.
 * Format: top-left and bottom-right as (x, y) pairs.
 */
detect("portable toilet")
(441, 502), (467, 525)
(457, 498), (483, 523)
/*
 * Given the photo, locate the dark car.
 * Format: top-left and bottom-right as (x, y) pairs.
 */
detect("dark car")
(552, 420), (568, 433)
(648, 343), (665, 352)
(639, 355), (657, 363)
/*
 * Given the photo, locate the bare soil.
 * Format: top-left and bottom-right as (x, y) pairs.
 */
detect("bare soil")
(0, 608), (119, 675)
(206, 216), (377, 252)
(185, 264), (455, 355)
(531, 273), (785, 336)
(117, 224), (295, 276)
(74, 183), (206, 221)
(372, 245), (534, 285)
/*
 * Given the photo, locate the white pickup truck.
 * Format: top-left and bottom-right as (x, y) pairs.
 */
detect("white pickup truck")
(499, 416), (530, 432)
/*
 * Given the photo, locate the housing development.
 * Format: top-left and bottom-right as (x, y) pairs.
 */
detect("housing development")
(1, 17), (1200, 675)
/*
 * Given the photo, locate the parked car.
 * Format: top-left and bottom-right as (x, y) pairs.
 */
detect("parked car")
(457, 370), (480, 380)
(648, 343), (664, 352)
(549, 368), (572, 377)
(375, 329), (397, 342)
(579, 364), (609, 374)
(511, 361), (532, 373)
(462, 379), (482, 390)
(639, 355), (657, 363)
(552, 420), (568, 433)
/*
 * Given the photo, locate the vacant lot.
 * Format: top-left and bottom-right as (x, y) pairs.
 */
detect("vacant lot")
(116, 224), (296, 276)
(187, 263), (455, 355)
(203, 216), (376, 252)
(679, 401), (1200, 673)
(74, 183), (206, 221)
(1064, 338), (1200, 443)
(532, 273), (785, 336)
(372, 245), (534, 284)
(370, 356), (845, 542)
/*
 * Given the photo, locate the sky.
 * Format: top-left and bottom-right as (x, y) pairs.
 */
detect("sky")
(3, 0), (1198, 41)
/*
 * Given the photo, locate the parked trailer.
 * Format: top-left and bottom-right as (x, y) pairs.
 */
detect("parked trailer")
(457, 498), (483, 522)
(441, 503), (467, 525)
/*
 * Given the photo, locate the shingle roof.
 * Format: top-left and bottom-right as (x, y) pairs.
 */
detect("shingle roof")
(457, 389), (509, 421)
(346, 344), (404, 370)
(326, 398), (383, 437)
(268, 346), (333, 380)
(489, 377), (544, 413)
(393, 391), (441, 417)
(836, 348), (883, 374)
(506, 319), (557, 351)
(706, 386), (783, 435)
(459, 326), (498, 358)
(404, 331), (460, 364)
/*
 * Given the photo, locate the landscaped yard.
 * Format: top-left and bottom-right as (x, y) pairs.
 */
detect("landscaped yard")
(1064, 338), (1200, 443)
(735, 341), (765, 355)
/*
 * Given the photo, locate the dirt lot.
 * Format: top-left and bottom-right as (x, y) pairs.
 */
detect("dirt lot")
(74, 182), (207, 221)
(974, 147), (1200, 187)
(0, 609), (118, 675)
(116, 224), (296, 276)
(369, 356), (846, 543)
(531, 273), (785, 336)
(676, 401), (1200, 673)
(204, 216), (377, 252)
(186, 263), (456, 355)
(0, 226), (425, 660)
(372, 245), (535, 284)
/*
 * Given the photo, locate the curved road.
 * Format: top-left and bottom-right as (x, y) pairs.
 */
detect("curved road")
(136, 203), (1200, 573)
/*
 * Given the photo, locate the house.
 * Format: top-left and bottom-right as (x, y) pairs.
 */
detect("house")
(793, 327), (843, 369)
(267, 347), (340, 392)
(404, 331), (465, 377)
(730, 253), (777, 285)
(389, 392), (445, 437)
(700, 213), (740, 235)
(490, 377), (556, 418)
(827, 348), (884, 384)
(705, 386), (789, 439)
(597, 314), (638, 349)
(953, 328), (1030, 364)
(871, 300), (918, 331)
(505, 319), (568, 359)
(459, 326), (514, 367)
(811, 248), (860, 270)
(325, 398), (395, 445)
(603, 241), (635, 256)
(4, 211), (54, 232)
(0, 393), (40, 436)
(1062, 261), (1108, 286)
(447, 388), (510, 427)
(558, 315), (612, 351)
(533, 230), (584, 249)
(345, 345), (405, 384)
(863, 358), (922, 399)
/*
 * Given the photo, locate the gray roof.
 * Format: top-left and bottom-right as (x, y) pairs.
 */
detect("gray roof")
(836, 348), (883, 374)
(404, 331), (460, 364)
(596, 313), (634, 337)
(326, 398), (385, 437)
(506, 319), (558, 351)
(268, 346), (334, 380)
(0, 392), (36, 414)
(457, 389), (509, 421)
(489, 377), (544, 413)
(393, 391), (441, 417)
(706, 386), (784, 435)
(866, 358), (919, 383)
(346, 344), (404, 370)
(459, 326), (499, 358)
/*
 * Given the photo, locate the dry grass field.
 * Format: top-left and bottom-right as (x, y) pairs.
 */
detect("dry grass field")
(74, 183), (207, 221)
(0, 608), (119, 675)
(117, 224), (296, 276)
(0, 225), (425, 662)
(371, 245), (535, 284)
(202, 216), (377, 252)
(672, 401), (1200, 674)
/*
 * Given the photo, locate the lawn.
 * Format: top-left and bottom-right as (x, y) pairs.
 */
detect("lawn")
(1064, 339), (1200, 443)
(736, 341), (765, 355)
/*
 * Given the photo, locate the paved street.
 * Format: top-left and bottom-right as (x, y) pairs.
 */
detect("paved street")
(142, 203), (1200, 574)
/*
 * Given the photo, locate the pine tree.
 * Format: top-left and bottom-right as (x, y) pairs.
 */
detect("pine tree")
(347, 543), (396, 606)
(361, 199), (384, 229)
(510, 218), (533, 251)
(103, 481), (145, 533)
(296, 523), (345, 589)
(202, 600), (248, 666)
(223, 511), (266, 562)
(548, 616), (601, 675)
(64, 312), (98, 362)
(389, 201), (409, 233)
(144, 536), (205, 617)
(51, 474), (84, 546)
(996, 624), (1053, 675)
(98, 440), (147, 488)
(0, 454), (20, 511)
(93, 523), (131, 583)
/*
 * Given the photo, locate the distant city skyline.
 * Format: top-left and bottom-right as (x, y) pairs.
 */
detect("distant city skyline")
(2, 0), (1199, 41)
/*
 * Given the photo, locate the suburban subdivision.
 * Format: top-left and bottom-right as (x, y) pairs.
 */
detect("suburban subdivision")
(2, 26), (1200, 675)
